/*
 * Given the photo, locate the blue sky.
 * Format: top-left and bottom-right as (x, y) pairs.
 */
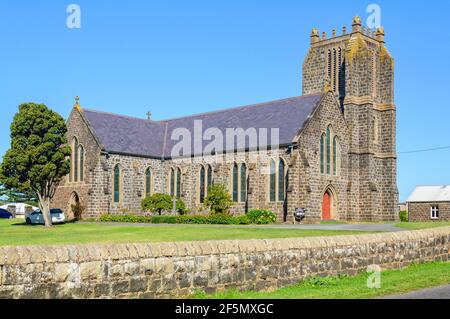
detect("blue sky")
(0, 0), (449, 202)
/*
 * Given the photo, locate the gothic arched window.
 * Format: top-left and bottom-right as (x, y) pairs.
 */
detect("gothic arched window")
(232, 163), (239, 202)
(269, 159), (276, 202)
(278, 159), (286, 201)
(176, 168), (182, 198)
(199, 165), (206, 203)
(320, 126), (340, 176)
(320, 134), (325, 174)
(333, 137), (338, 176)
(207, 165), (213, 189)
(169, 168), (175, 197)
(240, 164), (247, 203)
(73, 138), (78, 182)
(79, 145), (84, 182)
(333, 48), (337, 92)
(113, 165), (121, 203)
(326, 126), (332, 175)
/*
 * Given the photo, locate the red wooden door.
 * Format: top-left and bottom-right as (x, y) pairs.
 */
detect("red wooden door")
(322, 192), (331, 220)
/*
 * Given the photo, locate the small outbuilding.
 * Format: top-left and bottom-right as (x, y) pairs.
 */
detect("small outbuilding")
(406, 186), (450, 221)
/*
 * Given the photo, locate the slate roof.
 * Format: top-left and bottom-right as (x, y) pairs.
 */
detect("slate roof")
(82, 93), (324, 159)
(407, 186), (450, 203)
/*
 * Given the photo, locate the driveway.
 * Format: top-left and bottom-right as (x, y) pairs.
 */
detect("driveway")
(81, 222), (404, 232)
(383, 285), (450, 299)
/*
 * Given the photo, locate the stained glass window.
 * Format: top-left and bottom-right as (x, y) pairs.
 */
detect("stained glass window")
(113, 165), (120, 203)
(176, 168), (181, 198)
(79, 146), (84, 182)
(240, 164), (247, 203)
(73, 138), (78, 182)
(326, 126), (331, 175)
(232, 164), (238, 202)
(320, 134), (325, 174)
(269, 160), (276, 202)
(199, 166), (205, 203)
(278, 160), (285, 201)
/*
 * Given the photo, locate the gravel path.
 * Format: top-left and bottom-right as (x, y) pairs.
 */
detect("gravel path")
(383, 285), (450, 299)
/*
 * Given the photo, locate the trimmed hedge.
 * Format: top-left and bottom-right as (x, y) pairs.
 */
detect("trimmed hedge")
(99, 210), (276, 226)
(177, 214), (253, 225)
(99, 214), (177, 224)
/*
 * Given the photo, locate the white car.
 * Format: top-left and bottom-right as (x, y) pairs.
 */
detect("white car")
(25, 209), (66, 225)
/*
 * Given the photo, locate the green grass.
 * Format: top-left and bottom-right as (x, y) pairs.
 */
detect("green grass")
(0, 220), (369, 246)
(396, 221), (450, 230)
(195, 261), (450, 299)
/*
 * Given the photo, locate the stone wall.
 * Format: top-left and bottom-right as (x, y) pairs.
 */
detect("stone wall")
(408, 202), (450, 221)
(0, 227), (448, 299)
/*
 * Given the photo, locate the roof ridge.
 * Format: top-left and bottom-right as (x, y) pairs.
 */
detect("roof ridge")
(83, 108), (163, 125)
(160, 93), (324, 122)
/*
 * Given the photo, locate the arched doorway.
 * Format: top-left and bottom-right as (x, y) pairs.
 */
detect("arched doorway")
(321, 188), (336, 221)
(67, 192), (82, 221)
(322, 192), (331, 220)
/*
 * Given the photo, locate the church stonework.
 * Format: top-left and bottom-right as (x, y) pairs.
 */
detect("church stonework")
(52, 17), (398, 222)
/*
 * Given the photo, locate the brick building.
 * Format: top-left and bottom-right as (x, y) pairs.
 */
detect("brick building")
(52, 17), (399, 222)
(407, 186), (450, 221)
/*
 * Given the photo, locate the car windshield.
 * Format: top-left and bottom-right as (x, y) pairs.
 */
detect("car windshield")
(51, 209), (63, 215)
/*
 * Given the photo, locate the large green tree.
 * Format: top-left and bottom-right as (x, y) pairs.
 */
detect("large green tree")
(0, 103), (71, 227)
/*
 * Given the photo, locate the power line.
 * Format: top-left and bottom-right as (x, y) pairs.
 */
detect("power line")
(398, 146), (450, 155)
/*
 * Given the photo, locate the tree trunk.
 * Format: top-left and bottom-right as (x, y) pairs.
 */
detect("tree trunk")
(38, 195), (53, 228)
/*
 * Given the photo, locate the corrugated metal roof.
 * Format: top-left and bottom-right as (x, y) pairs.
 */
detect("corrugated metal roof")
(82, 93), (324, 158)
(407, 186), (450, 202)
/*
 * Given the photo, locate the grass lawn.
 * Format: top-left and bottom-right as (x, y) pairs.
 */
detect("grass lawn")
(195, 261), (450, 299)
(0, 220), (369, 246)
(395, 221), (450, 230)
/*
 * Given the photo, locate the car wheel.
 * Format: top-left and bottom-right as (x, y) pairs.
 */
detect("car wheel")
(9, 216), (13, 220)
(26, 218), (32, 225)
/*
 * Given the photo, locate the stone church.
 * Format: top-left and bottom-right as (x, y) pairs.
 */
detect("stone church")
(52, 17), (399, 222)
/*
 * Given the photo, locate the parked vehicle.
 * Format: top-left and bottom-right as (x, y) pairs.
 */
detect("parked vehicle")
(0, 208), (14, 219)
(0, 203), (39, 217)
(25, 209), (66, 225)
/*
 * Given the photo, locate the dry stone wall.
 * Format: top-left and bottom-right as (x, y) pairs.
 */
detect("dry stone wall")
(0, 227), (449, 299)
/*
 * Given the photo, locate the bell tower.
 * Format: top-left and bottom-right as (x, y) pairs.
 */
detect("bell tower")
(302, 16), (398, 221)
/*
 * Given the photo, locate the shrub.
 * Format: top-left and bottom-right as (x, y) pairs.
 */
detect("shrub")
(399, 211), (409, 222)
(141, 193), (174, 215)
(99, 214), (152, 223)
(177, 214), (252, 225)
(177, 215), (209, 224)
(150, 216), (178, 224)
(176, 198), (188, 215)
(233, 215), (252, 225)
(207, 214), (235, 225)
(204, 184), (233, 215)
(246, 210), (277, 225)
